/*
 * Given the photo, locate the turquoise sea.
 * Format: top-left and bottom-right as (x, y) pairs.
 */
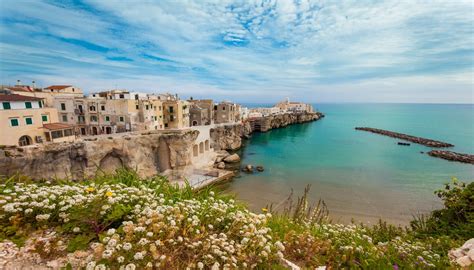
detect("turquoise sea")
(222, 104), (474, 225)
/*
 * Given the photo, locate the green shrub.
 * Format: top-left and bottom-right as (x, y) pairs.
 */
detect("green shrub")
(411, 178), (473, 240)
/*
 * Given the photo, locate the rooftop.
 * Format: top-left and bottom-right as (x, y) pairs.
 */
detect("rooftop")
(0, 94), (43, 102)
(44, 85), (72, 90)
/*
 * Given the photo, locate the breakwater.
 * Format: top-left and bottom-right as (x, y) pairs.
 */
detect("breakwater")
(355, 127), (454, 147)
(428, 150), (474, 164)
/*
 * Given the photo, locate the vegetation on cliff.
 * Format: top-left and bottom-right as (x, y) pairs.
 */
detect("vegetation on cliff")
(0, 170), (471, 269)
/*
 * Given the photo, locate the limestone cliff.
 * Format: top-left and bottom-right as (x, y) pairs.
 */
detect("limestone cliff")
(210, 112), (323, 151)
(0, 130), (198, 180)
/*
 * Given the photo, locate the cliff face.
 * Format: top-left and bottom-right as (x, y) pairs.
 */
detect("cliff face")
(210, 112), (323, 151)
(0, 130), (198, 180)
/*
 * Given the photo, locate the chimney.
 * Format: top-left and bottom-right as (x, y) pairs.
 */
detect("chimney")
(16, 79), (21, 86)
(32, 80), (36, 89)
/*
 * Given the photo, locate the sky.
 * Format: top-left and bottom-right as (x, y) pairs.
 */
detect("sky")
(0, 0), (473, 103)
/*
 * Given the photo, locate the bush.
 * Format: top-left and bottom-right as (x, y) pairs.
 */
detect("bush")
(411, 178), (474, 240)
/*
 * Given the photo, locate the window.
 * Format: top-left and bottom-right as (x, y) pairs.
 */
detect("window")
(51, 130), (63, 139)
(170, 115), (175, 121)
(10, 118), (19, 127)
(61, 103), (66, 110)
(136, 105), (139, 110)
(214, 105), (217, 110)
(146, 105), (149, 110)
(25, 102), (32, 109)
(72, 88), (75, 92)
(90, 116), (98, 122)
(105, 116), (110, 122)
(169, 106), (174, 113)
(101, 105), (105, 111)
(78, 116), (85, 123)
(89, 106), (96, 111)
(119, 94), (124, 99)
(38, 101), (43, 108)
(119, 116), (124, 122)
(25, 117), (33, 125)
(159, 106), (162, 111)
(64, 129), (73, 137)
(62, 115), (68, 122)
(222, 106), (226, 110)
(135, 94), (139, 100)
(41, 115), (48, 122)
(2, 102), (11, 110)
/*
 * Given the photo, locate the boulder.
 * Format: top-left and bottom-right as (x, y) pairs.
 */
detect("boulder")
(216, 162), (225, 169)
(256, 165), (264, 172)
(242, 164), (253, 173)
(223, 153), (240, 163)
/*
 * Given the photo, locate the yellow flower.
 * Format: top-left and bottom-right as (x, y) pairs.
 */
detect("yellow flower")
(261, 208), (268, 213)
(85, 187), (95, 192)
(105, 191), (113, 197)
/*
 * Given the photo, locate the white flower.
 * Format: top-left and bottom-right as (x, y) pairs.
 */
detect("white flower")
(125, 264), (136, 270)
(35, 214), (50, 221)
(211, 262), (219, 270)
(117, 256), (124, 263)
(275, 241), (285, 251)
(159, 255), (166, 261)
(107, 228), (116, 235)
(123, 243), (132, 251)
(102, 249), (113, 259)
(73, 227), (81, 233)
(197, 262), (204, 269)
(146, 232), (153, 237)
(24, 208), (33, 214)
(133, 252), (144, 260)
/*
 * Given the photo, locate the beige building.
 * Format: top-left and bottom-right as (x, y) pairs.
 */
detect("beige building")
(213, 101), (239, 124)
(0, 93), (74, 146)
(276, 98), (314, 113)
(163, 100), (190, 129)
(3, 84), (84, 107)
(188, 99), (213, 126)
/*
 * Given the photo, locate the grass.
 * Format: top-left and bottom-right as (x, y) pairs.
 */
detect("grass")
(0, 170), (470, 269)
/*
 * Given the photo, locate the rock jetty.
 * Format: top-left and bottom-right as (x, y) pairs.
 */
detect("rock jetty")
(355, 127), (454, 148)
(428, 150), (474, 164)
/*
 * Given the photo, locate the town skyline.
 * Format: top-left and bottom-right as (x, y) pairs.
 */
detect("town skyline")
(1, 1), (473, 104)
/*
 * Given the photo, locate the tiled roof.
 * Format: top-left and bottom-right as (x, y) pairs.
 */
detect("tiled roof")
(43, 123), (73, 130)
(44, 85), (72, 90)
(0, 94), (43, 102)
(5, 86), (34, 92)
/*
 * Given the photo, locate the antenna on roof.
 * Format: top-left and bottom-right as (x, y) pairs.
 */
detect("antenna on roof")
(16, 80), (21, 86)
(32, 81), (36, 89)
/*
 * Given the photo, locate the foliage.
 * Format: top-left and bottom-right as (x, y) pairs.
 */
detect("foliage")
(0, 171), (469, 269)
(410, 178), (474, 240)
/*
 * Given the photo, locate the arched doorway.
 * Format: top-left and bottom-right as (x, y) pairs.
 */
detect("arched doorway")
(199, 142), (204, 154)
(18, 135), (32, 146)
(205, 140), (209, 151)
(92, 127), (98, 135)
(106, 127), (112, 134)
(192, 120), (198, 126)
(193, 145), (198, 157)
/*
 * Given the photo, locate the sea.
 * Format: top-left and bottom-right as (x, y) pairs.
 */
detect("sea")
(221, 103), (474, 225)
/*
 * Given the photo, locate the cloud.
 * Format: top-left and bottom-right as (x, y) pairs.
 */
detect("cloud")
(0, 0), (472, 103)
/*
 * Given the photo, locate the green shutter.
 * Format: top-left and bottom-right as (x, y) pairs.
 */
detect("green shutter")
(105, 116), (110, 121)
(3, 102), (11, 110)
(25, 117), (33, 125)
(25, 102), (32, 108)
(42, 115), (48, 122)
(10, 119), (19, 126)
(38, 101), (43, 108)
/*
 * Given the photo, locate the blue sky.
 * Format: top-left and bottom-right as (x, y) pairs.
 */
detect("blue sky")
(0, 0), (472, 103)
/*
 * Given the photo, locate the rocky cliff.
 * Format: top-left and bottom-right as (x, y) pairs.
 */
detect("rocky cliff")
(210, 112), (323, 151)
(0, 130), (198, 180)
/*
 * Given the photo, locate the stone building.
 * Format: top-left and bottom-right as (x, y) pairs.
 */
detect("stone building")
(188, 99), (213, 126)
(213, 101), (240, 124)
(0, 93), (74, 146)
(163, 99), (190, 129)
(276, 98), (314, 113)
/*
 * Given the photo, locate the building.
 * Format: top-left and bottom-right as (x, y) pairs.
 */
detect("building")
(276, 98), (314, 113)
(0, 93), (74, 146)
(3, 83), (84, 107)
(249, 106), (281, 117)
(163, 100), (190, 129)
(213, 101), (239, 124)
(188, 99), (213, 126)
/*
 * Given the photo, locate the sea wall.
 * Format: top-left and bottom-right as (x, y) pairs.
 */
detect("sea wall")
(210, 112), (323, 151)
(0, 130), (199, 180)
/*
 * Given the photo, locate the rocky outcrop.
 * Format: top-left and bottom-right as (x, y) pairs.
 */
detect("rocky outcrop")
(0, 130), (199, 180)
(223, 153), (240, 163)
(210, 112), (324, 151)
(428, 150), (474, 164)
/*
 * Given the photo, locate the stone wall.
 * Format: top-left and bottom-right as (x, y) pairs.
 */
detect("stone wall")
(0, 130), (198, 180)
